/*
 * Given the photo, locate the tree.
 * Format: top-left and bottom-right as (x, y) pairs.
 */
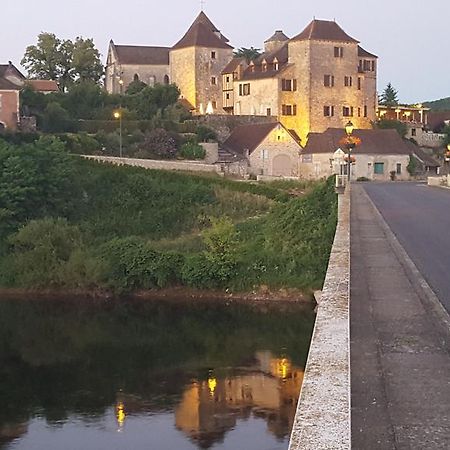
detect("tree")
(376, 119), (407, 138)
(62, 81), (105, 119)
(129, 84), (180, 119)
(72, 37), (104, 84)
(379, 82), (399, 107)
(22, 33), (103, 91)
(135, 128), (177, 159)
(42, 102), (71, 132)
(233, 47), (262, 63)
(21, 33), (72, 90)
(126, 79), (147, 95)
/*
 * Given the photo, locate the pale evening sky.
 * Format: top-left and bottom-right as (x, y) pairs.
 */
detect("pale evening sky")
(1, 0), (448, 103)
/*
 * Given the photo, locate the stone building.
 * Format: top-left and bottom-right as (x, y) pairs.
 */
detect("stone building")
(220, 122), (302, 177)
(106, 14), (377, 141)
(222, 20), (378, 143)
(105, 41), (170, 94)
(300, 128), (411, 181)
(0, 62), (23, 130)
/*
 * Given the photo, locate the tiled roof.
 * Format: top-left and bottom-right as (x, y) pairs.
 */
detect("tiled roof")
(0, 78), (20, 90)
(173, 12), (232, 50)
(265, 30), (289, 43)
(222, 57), (246, 74)
(358, 45), (378, 58)
(240, 45), (289, 80)
(292, 19), (359, 43)
(0, 62), (25, 90)
(222, 122), (280, 155)
(303, 128), (411, 155)
(113, 44), (170, 65)
(427, 111), (450, 133)
(26, 80), (59, 92)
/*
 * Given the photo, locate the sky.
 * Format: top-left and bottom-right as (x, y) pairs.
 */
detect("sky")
(1, 0), (448, 103)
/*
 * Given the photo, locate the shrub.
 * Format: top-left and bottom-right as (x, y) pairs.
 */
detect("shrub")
(357, 176), (370, 182)
(135, 128), (177, 159)
(181, 253), (213, 288)
(8, 218), (99, 288)
(180, 141), (206, 160)
(196, 125), (217, 142)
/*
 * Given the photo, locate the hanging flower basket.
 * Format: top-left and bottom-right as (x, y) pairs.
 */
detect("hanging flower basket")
(339, 135), (362, 148)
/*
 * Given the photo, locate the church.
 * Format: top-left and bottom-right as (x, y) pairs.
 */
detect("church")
(105, 11), (377, 143)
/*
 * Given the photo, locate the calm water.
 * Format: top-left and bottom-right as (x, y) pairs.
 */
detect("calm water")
(0, 298), (315, 450)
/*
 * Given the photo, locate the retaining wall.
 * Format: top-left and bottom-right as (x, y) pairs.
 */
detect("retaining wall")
(82, 155), (222, 174)
(289, 187), (351, 450)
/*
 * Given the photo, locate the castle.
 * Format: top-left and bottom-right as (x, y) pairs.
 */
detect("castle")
(105, 11), (377, 143)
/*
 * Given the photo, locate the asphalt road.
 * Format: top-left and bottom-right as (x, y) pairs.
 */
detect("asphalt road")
(363, 182), (450, 313)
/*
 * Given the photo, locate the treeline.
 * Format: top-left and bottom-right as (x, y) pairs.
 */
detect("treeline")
(0, 138), (337, 293)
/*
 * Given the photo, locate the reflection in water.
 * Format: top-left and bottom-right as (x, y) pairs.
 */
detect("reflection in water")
(174, 352), (304, 448)
(0, 299), (314, 450)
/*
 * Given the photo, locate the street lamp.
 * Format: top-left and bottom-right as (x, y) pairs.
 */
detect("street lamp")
(345, 121), (355, 182)
(113, 110), (123, 158)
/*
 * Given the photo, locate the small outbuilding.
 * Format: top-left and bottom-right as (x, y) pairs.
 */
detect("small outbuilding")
(219, 122), (302, 178)
(300, 128), (413, 181)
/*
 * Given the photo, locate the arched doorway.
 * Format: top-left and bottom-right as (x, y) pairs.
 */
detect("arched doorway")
(272, 154), (292, 177)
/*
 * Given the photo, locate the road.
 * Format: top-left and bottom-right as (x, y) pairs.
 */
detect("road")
(363, 182), (450, 313)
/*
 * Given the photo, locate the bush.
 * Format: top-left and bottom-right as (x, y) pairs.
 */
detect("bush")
(99, 237), (184, 291)
(181, 253), (213, 288)
(196, 125), (217, 142)
(356, 177), (370, 182)
(180, 141), (206, 160)
(7, 218), (100, 288)
(135, 128), (177, 159)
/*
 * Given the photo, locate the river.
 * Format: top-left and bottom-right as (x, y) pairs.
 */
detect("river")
(0, 298), (314, 450)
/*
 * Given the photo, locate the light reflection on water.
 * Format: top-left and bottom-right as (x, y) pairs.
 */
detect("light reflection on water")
(0, 299), (313, 450)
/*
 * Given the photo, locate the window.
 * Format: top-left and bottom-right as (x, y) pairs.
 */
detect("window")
(357, 77), (362, 90)
(274, 62), (279, 71)
(211, 76), (217, 85)
(324, 105), (335, 117)
(212, 101), (217, 109)
(374, 162), (384, 174)
(226, 76), (230, 83)
(344, 76), (353, 87)
(324, 75), (335, 87)
(363, 60), (371, 71)
(164, 74), (170, 85)
(343, 106), (353, 117)
(211, 51), (216, 59)
(239, 83), (250, 96)
(282, 104), (297, 116)
(334, 46), (344, 57)
(411, 128), (417, 136)
(282, 79), (297, 91)
(226, 93), (230, 100)
(133, 73), (140, 82)
(396, 163), (402, 175)
(262, 63), (267, 72)
(358, 107), (361, 117)
(266, 108), (272, 116)
(371, 60), (375, 71)
(364, 105), (368, 118)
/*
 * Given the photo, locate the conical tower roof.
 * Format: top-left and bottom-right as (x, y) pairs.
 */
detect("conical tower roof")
(173, 12), (232, 50)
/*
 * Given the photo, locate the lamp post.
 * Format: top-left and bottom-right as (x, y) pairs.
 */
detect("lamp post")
(345, 121), (355, 182)
(114, 78), (124, 158)
(113, 110), (123, 158)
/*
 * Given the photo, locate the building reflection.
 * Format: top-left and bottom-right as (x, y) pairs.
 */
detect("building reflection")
(174, 351), (304, 448)
(0, 422), (28, 447)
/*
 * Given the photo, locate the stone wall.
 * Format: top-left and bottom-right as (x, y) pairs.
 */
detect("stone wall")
(234, 77), (279, 116)
(289, 186), (350, 450)
(170, 47), (197, 110)
(82, 155), (222, 174)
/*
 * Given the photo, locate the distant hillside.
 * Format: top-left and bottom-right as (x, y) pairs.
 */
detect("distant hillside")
(423, 97), (450, 111)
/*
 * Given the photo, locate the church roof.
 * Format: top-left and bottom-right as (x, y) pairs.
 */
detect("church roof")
(265, 30), (289, 43)
(172, 12), (232, 50)
(358, 45), (378, 58)
(292, 19), (359, 43)
(112, 44), (170, 65)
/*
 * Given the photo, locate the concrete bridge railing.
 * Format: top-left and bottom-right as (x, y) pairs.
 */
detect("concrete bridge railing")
(289, 187), (351, 450)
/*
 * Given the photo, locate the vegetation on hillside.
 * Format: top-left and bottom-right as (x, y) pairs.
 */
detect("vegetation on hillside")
(0, 138), (337, 294)
(423, 97), (450, 111)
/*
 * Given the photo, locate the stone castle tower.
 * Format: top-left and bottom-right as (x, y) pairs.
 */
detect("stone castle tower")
(170, 12), (234, 114)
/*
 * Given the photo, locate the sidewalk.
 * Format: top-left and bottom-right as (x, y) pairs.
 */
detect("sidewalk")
(350, 184), (450, 449)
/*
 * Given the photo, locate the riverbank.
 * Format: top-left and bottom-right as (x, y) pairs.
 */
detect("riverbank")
(0, 286), (315, 309)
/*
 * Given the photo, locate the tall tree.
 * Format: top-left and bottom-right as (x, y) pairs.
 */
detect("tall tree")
(233, 47), (262, 63)
(22, 33), (103, 91)
(21, 33), (72, 89)
(72, 37), (104, 84)
(380, 82), (399, 107)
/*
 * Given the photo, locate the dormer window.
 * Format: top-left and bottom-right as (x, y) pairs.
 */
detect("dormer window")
(274, 62), (279, 71)
(262, 63), (268, 72)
